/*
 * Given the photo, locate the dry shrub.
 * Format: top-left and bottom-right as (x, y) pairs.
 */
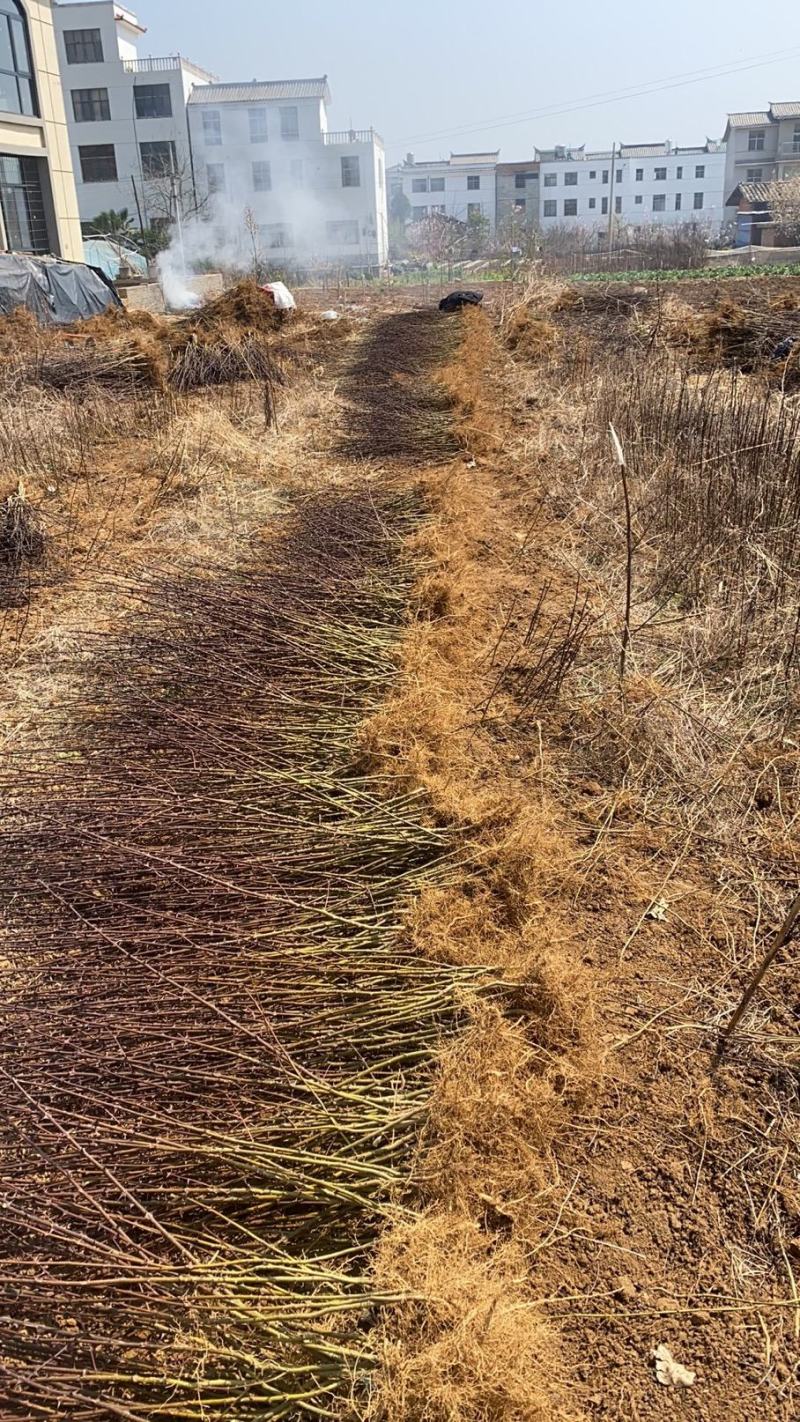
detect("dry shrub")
(419, 997), (594, 1227)
(370, 1214), (575, 1422)
(437, 306), (504, 455)
(182, 278), (287, 337)
(504, 307), (559, 362)
(668, 292), (800, 384)
(0, 306), (45, 355)
(0, 481), (46, 606)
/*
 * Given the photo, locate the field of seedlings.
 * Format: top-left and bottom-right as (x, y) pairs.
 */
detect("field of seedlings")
(0, 271), (797, 1422)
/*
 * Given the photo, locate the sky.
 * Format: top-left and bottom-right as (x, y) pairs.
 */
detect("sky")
(105, 1), (800, 161)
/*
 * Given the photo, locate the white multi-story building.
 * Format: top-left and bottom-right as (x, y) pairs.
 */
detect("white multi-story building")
(537, 140), (726, 235)
(52, 1), (214, 227)
(723, 102), (800, 216)
(0, 0), (82, 259)
(388, 151), (499, 232)
(186, 78), (388, 269)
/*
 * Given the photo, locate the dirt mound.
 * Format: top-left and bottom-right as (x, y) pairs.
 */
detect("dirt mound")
(184, 279), (287, 337)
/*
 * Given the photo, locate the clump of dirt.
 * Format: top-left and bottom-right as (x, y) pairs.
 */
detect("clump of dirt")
(505, 305), (559, 361)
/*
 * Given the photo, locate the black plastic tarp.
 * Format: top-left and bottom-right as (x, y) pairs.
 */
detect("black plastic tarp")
(0, 252), (121, 324)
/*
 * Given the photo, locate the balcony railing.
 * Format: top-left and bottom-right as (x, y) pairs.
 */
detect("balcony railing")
(323, 128), (382, 147)
(123, 55), (218, 82)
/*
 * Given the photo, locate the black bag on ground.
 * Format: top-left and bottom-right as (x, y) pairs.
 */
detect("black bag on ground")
(439, 290), (484, 313)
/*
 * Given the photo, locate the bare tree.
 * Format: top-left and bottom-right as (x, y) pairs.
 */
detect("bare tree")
(141, 150), (209, 228)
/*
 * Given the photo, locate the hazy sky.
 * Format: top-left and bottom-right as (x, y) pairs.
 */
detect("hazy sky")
(109, 1), (800, 160)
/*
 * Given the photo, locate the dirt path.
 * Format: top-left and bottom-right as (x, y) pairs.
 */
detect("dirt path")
(0, 313), (475, 1419)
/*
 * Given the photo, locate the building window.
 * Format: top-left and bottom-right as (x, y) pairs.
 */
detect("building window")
(71, 87), (110, 122)
(280, 106), (299, 140)
(290, 158), (303, 187)
(634, 194), (643, 204)
(412, 204), (428, 219)
(543, 199), (557, 217)
(615, 194), (622, 213)
(636, 168), (643, 181)
(263, 222), (292, 248)
(202, 110), (222, 145)
(748, 129), (765, 152)
(513, 197), (526, 211)
(589, 169), (596, 178)
(695, 164), (705, 178)
(602, 169), (609, 183)
(676, 165), (683, 178)
(140, 140), (176, 178)
(564, 171), (577, 186)
(543, 172), (557, 187)
(793, 123), (800, 153)
(412, 177), (428, 193)
(206, 162), (225, 194)
(0, 154), (48, 252)
(693, 191), (704, 209)
(0, 0), (36, 117)
(563, 198), (578, 216)
(588, 196), (596, 209)
(378, 157), (384, 190)
(341, 155), (360, 187)
(252, 160), (271, 192)
(467, 202), (482, 217)
(467, 174), (480, 190)
(78, 144), (117, 183)
(63, 26), (103, 64)
(652, 193), (666, 211)
(675, 192), (682, 210)
(654, 166), (667, 180)
(429, 176), (445, 192)
(746, 167), (763, 181)
(430, 204), (445, 214)
(616, 167), (622, 182)
(134, 84), (172, 119)
(326, 219), (359, 244)
(514, 173), (526, 188)
(601, 196), (608, 214)
(248, 108), (268, 143)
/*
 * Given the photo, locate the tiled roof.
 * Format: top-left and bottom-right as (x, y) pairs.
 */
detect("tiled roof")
(188, 77), (331, 104)
(449, 151), (500, 165)
(770, 101), (800, 119)
(620, 142), (669, 157)
(726, 111), (770, 127)
(741, 176), (800, 203)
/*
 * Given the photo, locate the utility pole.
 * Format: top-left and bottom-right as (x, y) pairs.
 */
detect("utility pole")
(607, 142), (617, 261)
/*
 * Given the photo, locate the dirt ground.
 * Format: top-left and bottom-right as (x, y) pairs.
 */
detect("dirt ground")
(0, 279), (797, 1420)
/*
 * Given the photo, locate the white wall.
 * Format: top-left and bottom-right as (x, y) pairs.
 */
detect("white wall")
(53, 1), (209, 225)
(395, 160), (498, 230)
(188, 98), (387, 267)
(538, 150), (727, 234)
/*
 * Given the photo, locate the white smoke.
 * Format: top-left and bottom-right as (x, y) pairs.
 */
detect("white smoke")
(155, 179), (365, 309)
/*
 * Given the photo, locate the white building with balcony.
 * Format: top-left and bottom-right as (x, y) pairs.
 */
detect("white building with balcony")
(388, 152), (499, 232)
(186, 79), (388, 270)
(723, 102), (800, 217)
(537, 140), (726, 235)
(52, 1), (214, 227)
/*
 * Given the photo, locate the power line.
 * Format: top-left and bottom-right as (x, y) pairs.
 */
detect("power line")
(390, 46), (800, 149)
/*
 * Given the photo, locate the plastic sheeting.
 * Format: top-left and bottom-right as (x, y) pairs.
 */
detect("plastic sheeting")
(0, 252), (121, 325)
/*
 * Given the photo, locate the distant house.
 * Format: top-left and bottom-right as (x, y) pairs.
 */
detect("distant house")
(723, 102), (800, 218)
(53, 1), (215, 228)
(536, 140), (726, 234)
(387, 151), (500, 232)
(187, 79), (388, 270)
(731, 177), (800, 247)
